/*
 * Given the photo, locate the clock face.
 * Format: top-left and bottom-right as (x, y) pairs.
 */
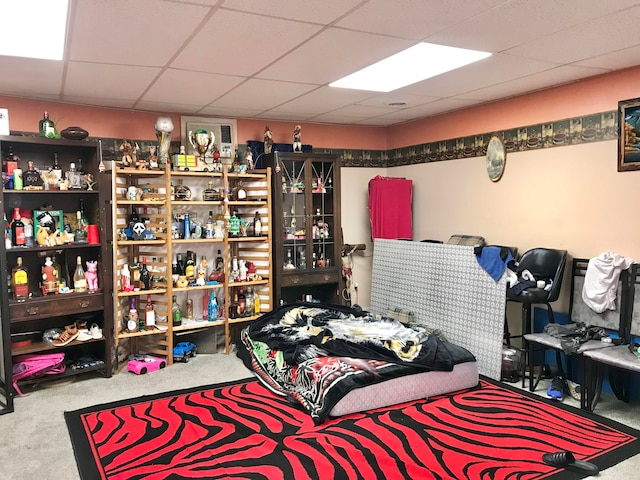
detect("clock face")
(486, 135), (506, 182)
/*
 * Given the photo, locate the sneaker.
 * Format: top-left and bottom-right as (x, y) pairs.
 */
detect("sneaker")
(89, 323), (103, 339)
(566, 380), (581, 400)
(52, 324), (79, 346)
(547, 376), (565, 401)
(76, 322), (92, 341)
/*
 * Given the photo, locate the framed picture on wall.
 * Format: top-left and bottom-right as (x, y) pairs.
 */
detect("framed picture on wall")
(618, 97), (640, 172)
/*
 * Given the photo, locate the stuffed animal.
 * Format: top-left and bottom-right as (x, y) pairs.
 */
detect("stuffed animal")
(86, 261), (98, 292)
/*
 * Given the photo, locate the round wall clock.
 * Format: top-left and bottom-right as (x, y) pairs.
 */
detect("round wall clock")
(486, 135), (506, 182)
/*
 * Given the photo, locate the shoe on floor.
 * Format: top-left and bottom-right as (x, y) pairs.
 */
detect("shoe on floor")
(566, 379), (581, 400)
(547, 376), (565, 401)
(542, 451), (598, 475)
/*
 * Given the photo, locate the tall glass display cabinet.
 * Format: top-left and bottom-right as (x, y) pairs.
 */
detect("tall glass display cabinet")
(265, 152), (343, 306)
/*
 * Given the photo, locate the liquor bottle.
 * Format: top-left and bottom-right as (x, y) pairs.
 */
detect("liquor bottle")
(205, 211), (214, 239)
(24, 217), (34, 247)
(245, 286), (254, 316)
(24, 161), (43, 190)
(50, 153), (63, 182)
(254, 289), (261, 315)
(39, 111), (56, 138)
(235, 181), (247, 200)
(74, 211), (88, 243)
(144, 294), (155, 328)
(4, 212), (12, 249)
(285, 249), (295, 269)
(228, 210), (240, 237)
(196, 256), (207, 285)
(172, 262), (179, 286)
(12, 256), (29, 300)
(176, 253), (186, 276)
(51, 255), (65, 290)
(202, 290), (209, 320)
(185, 298), (194, 321)
(76, 158), (88, 189)
(130, 256), (140, 289)
(139, 256), (151, 290)
(207, 292), (218, 322)
(215, 249), (224, 272)
(66, 162), (84, 190)
(78, 198), (89, 231)
(41, 256), (58, 295)
(127, 209), (141, 238)
(127, 297), (139, 333)
(172, 295), (182, 327)
(73, 255), (87, 292)
(312, 252), (317, 269)
(229, 291), (239, 319)
(185, 251), (196, 282)
(11, 207), (25, 247)
(183, 213), (191, 239)
(202, 181), (218, 201)
(120, 263), (131, 292)
(230, 256), (239, 282)
(254, 211), (262, 237)
(174, 179), (191, 200)
(238, 288), (246, 316)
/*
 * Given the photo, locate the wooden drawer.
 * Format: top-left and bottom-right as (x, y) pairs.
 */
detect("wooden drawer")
(281, 269), (339, 287)
(10, 293), (104, 323)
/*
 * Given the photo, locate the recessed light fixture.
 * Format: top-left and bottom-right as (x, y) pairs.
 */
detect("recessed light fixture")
(0, 0), (70, 61)
(330, 42), (491, 93)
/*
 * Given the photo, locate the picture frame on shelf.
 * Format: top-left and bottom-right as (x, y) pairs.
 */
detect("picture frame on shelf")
(617, 97), (640, 172)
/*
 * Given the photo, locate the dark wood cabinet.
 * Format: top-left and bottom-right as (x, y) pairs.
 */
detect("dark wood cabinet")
(0, 135), (113, 412)
(265, 152), (343, 306)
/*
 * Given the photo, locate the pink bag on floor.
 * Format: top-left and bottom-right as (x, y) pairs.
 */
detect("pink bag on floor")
(12, 352), (66, 396)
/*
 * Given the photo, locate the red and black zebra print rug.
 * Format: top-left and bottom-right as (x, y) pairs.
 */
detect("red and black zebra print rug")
(65, 377), (640, 480)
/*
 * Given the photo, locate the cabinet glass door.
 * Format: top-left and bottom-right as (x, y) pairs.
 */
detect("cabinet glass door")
(280, 158), (306, 272)
(311, 160), (335, 268)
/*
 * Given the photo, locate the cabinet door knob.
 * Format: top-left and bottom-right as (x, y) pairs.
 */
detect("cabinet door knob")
(79, 299), (90, 308)
(27, 306), (39, 315)
(323, 275), (330, 281)
(291, 276), (300, 284)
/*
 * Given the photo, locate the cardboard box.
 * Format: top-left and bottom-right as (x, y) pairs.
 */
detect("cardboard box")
(33, 209), (64, 235)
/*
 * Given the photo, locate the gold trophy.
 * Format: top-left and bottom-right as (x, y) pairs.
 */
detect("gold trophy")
(189, 129), (215, 170)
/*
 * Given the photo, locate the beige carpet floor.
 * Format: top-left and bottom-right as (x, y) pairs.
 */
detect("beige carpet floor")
(0, 353), (637, 479)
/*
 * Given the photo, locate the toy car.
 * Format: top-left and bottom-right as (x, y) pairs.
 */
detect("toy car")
(127, 355), (167, 374)
(173, 341), (197, 363)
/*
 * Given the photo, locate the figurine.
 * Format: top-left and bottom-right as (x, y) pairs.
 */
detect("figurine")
(264, 125), (273, 154)
(245, 145), (254, 170)
(120, 140), (135, 168)
(148, 145), (159, 169)
(293, 124), (302, 153)
(41, 257), (58, 295)
(85, 173), (96, 191)
(155, 116), (174, 166)
(86, 260), (99, 292)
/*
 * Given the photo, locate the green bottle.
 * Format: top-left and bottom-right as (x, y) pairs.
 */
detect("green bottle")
(39, 111), (56, 138)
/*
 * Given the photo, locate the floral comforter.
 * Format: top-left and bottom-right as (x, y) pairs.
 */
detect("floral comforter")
(236, 303), (476, 424)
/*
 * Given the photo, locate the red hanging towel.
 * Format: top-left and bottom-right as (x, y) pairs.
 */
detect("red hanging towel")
(368, 176), (413, 240)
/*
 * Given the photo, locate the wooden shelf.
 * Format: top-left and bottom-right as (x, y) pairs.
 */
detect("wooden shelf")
(12, 337), (104, 356)
(172, 320), (224, 332)
(116, 288), (168, 297)
(116, 327), (170, 339)
(172, 283), (224, 292)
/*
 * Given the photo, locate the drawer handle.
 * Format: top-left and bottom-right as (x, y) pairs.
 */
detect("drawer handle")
(79, 300), (90, 308)
(27, 306), (39, 315)
(291, 276), (301, 284)
(323, 275), (330, 281)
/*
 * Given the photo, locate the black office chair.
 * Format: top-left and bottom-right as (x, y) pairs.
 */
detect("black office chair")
(507, 248), (568, 388)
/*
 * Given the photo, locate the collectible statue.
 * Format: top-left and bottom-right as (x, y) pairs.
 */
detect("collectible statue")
(155, 116), (174, 165)
(120, 140), (135, 167)
(264, 125), (273, 154)
(293, 124), (302, 153)
(148, 145), (159, 169)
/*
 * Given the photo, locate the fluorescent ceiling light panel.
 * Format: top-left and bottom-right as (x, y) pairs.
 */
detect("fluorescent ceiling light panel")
(330, 43), (491, 92)
(0, 0), (69, 60)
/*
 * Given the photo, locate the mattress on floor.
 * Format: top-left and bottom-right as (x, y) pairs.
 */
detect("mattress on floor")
(329, 360), (478, 417)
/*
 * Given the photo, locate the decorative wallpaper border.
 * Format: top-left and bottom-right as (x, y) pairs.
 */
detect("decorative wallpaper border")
(11, 110), (618, 169)
(322, 110), (618, 168)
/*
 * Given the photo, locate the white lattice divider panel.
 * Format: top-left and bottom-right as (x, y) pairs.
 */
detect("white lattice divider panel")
(370, 239), (506, 380)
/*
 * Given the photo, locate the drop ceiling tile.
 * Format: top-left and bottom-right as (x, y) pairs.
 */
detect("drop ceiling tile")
(0, 57), (63, 96)
(135, 100), (203, 114)
(208, 79), (318, 110)
(335, 0), (504, 40)
(171, 10), (323, 76)
(575, 44), (640, 71)
(65, 62), (161, 100)
(427, 0), (640, 52)
(356, 93), (440, 109)
(197, 105), (264, 117)
(267, 86), (373, 116)
(321, 104), (400, 118)
(456, 64), (610, 102)
(354, 117), (404, 126)
(378, 97), (482, 121)
(258, 28), (413, 84)
(220, 0), (364, 24)
(140, 69), (244, 106)
(397, 53), (558, 99)
(70, 0), (210, 65)
(505, 5), (640, 64)
(308, 112), (371, 124)
(63, 96), (137, 109)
